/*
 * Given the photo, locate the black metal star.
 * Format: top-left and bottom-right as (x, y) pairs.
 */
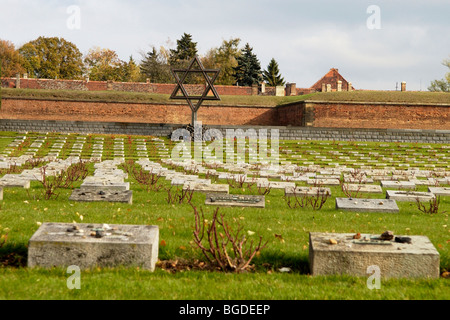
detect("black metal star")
(170, 55), (221, 124)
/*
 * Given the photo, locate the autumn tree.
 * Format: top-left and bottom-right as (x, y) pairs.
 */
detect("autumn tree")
(19, 37), (84, 79)
(202, 38), (241, 85)
(0, 39), (25, 77)
(84, 47), (125, 81)
(121, 56), (141, 82)
(429, 57), (450, 92)
(233, 43), (262, 86)
(263, 58), (285, 87)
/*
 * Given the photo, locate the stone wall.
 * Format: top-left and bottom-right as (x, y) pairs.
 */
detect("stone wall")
(0, 119), (448, 143)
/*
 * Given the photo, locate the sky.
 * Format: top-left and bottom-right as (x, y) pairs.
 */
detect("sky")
(0, 0), (449, 90)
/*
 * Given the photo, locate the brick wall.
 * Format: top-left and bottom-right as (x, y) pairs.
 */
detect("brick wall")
(0, 97), (278, 126)
(1, 77), (254, 96)
(307, 101), (450, 130)
(0, 97), (448, 131)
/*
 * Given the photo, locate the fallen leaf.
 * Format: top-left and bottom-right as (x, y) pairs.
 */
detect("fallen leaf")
(160, 240), (167, 247)
(179, 246), (186, 251)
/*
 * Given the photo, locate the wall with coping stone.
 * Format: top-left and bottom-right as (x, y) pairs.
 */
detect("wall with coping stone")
(0, 119), (448, 143)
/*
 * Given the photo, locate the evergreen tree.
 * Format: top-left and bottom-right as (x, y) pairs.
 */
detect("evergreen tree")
(169, 33), (198, 66)
(263, 58), (285, 87)
(233, 43), (262, 86)
(140, 46), (173, 83)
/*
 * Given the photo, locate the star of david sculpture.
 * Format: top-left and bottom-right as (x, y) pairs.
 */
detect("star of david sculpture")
(170, 55), (221, 125)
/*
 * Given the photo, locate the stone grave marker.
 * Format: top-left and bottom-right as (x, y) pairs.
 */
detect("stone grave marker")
(386, 190), (436, 202)
(428, 187), (450, 196)
(70, 189), (133, 204)
(380, 181), (416, 190)
(335, 198), (399, 213)
(285, 186), (331, 197)
(205, 194), (265, 208)
(309, 232), (440, 279)
(28, 223), (159, 271)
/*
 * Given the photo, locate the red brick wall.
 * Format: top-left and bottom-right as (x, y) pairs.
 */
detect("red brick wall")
(309, 102), (449, 130)
(1, 97), (448, 130)
(0, 98), (277, 126)
(1, 78), (254, 96)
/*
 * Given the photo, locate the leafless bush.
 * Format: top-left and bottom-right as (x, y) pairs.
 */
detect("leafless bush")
(416, 196), (446, 215)
(166, 186), (194, 205)
(192, 205), (267, 273)
(285, 188), (330, 211)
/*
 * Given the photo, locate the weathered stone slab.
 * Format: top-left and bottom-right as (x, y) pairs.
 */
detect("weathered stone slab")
(205, 194), (265, 208)
(380, 181), (416, 190)
(0, 175), (31, 189)
(183, 182), (229, 194)
(70, 189), (133, 204)
(336, 198), (399, 213)
(257, 180), (295, 189)
(28, 223), (159, 271)
(343, 184), (383, 194)
(386, 190), (436, 202)
(80, 181), (130, 192)
(285, 186), (331, 197)
(309, 232), (440, 279)
(428, 187), (450, 197)
(307, 178), (340, 186)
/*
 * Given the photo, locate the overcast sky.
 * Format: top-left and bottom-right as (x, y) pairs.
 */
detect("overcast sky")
(1, 0), (449, 90)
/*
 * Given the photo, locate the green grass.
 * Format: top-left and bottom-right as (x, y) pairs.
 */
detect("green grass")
(2, 88), (448, 106)
(0, 134), (449, 300)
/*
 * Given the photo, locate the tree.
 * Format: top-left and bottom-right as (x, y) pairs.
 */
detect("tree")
(121, 56), (141, 82)
(202, 38), (241, 85)
(233, 43), (262, 86)
(428, 57), (450, 92)
(263, 58), (285, 87)
(0, 39), (25, 77)
(169, 33), (198, 67)
(140, 46), (173, 83)
(84, 47), (124, 81)
(19, 37), (84, 79)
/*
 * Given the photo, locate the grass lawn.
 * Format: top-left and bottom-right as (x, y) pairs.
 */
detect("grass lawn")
(2, 88), (449, 106)
(0, 132), (449, 300)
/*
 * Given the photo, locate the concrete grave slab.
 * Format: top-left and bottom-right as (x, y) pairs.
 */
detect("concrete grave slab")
(386, 190), (436, 202)
(309, 232), (440, 279)
(380, 181), (416, 190)
(343, 184), (383, 194)
(285, 186), (331, 197)
(205, 194), (265, 208)
(257, 180), (295, 189)
(70, 189), (133, 204)
(28, 223), (159, 271)
(183, 182), (229, 194)
(428, 187), (450, 197)
(336, 198), (399, 213)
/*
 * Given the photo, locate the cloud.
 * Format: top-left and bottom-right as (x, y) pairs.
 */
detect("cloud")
(0, 0), (448, 90)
